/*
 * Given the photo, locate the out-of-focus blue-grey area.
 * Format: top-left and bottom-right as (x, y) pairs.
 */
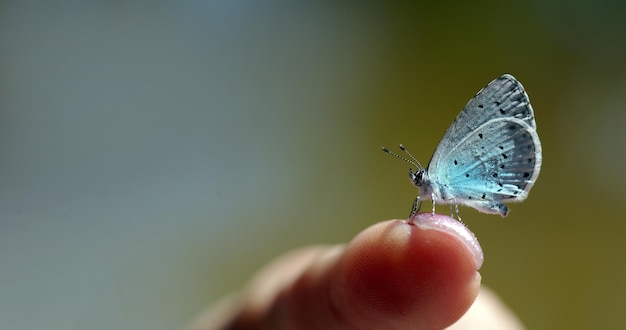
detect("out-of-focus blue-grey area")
(1, 1), (625, 329)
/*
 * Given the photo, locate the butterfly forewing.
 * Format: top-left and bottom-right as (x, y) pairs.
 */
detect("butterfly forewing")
(428, 74), (538, 172)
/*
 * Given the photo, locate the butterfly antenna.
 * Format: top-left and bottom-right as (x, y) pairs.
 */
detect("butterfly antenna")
(381, 145), (422, 170)
(398, 144), (423, 169)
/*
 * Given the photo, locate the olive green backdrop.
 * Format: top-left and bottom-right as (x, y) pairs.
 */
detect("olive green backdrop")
(1, 1), (624, 329)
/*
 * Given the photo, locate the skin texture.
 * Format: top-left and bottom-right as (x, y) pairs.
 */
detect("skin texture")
(191, 215), (523, 330)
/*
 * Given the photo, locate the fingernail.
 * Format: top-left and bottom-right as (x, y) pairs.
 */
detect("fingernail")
(408, 213), (484, 269)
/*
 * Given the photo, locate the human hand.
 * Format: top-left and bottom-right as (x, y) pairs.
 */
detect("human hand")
(191, 214), (524, 329)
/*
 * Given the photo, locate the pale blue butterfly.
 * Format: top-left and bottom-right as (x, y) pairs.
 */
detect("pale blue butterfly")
(382, 74), (542, 219)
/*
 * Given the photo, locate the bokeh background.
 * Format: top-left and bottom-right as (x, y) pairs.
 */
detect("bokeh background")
(1, 1), (625, 329)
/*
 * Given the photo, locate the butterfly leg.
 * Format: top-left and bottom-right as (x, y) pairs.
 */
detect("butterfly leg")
(448, 200), (464, 222)
(431, 193), (436, 215)
(410, 196), (422, 218)
(454, 203), (466, 225)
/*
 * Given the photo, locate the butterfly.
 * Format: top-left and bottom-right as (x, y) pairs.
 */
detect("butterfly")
(382, 74), (542, 219)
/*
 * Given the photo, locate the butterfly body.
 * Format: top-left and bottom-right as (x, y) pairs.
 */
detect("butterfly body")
(383, 74), (542, 218)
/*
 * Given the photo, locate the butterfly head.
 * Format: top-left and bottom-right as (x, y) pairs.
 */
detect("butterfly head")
(409, 168), (426, 187)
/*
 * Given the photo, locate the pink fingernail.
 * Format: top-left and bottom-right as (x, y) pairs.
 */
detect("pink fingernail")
(408, 213), (484, 269)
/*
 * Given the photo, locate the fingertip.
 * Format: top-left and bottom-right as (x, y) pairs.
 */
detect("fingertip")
(409, 213), (484, 269)
(330, 218), (481, 329)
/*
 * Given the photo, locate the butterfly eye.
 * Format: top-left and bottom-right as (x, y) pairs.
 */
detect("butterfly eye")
(409, 169), (424, 185)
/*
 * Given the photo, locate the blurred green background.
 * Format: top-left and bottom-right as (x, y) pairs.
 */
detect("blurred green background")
(1, 1), (625, 329)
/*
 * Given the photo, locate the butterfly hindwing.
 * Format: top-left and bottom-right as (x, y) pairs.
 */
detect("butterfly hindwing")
(433, 117), (541, 203)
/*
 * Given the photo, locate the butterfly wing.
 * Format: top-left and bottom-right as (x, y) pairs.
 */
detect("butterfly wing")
(427, 74), (542, 214)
